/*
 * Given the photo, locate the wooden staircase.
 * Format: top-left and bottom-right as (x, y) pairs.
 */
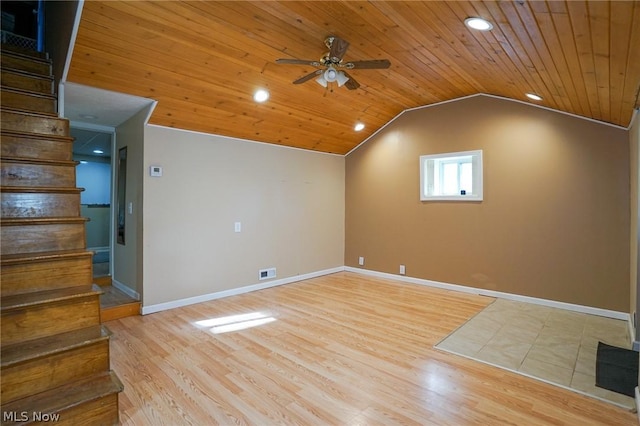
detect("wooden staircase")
(0, 45), (123, 425)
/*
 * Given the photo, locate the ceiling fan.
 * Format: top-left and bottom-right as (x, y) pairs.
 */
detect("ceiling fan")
(275, 36), (391, 90)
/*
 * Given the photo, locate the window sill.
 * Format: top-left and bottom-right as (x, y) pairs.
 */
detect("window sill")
(420, 195), (483, 202)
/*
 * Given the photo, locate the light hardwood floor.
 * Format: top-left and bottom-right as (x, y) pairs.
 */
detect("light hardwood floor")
(107, 272), (636, 425)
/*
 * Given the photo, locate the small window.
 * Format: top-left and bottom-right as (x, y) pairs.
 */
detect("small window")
(420, 150), (483, 201)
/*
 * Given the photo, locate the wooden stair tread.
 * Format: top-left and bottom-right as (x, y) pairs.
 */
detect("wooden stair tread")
(0, 217), (89, 226)
(1, 325), (111, 368)
(1, 85), (57, 100)
(1, 284), (103, 311)
(0, 186), (83, 194)
(1, 249), (93, 266)
(100, 286), (139, 308)
(1, 105), (58, 119)
(0, 157), (77, 167)
(1, 129), (73, 143)
(0, 65), (53, 82)
(0, 371), (123, 422)
(1, 44), (50, 62)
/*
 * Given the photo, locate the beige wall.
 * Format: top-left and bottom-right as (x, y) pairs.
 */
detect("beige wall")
(346, 95), (629, 312)
(142, 126), (345, 307)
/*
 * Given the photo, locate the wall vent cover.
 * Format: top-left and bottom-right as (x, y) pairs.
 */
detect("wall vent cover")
(259, 267), (276, 281)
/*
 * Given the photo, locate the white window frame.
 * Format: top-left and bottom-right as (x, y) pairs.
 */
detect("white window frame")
(420, 150), (483, 201)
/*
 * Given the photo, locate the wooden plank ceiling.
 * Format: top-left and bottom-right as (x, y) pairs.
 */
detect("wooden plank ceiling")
(68, 1), (640, 155)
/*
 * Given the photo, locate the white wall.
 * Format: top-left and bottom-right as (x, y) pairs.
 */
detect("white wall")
(143, 126), (345, 308)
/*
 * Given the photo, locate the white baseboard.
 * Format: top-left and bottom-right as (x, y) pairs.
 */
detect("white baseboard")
(629, 318), (639, 350)
(88, 246), (109, 253)
(141, 266), (344, 315)
(140, 265), (630, 322)
(112, 279), (140, 301)
(345, 267), (630, 321)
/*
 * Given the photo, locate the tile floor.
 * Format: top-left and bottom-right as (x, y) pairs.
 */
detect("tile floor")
(435, 298), (635, 409)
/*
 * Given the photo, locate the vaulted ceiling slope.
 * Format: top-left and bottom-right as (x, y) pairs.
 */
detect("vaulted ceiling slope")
(68, 1), (640, 155)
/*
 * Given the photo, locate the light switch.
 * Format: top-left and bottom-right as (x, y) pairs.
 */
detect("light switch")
(234, 222), (241, 233)
(128, 202), (133, 214)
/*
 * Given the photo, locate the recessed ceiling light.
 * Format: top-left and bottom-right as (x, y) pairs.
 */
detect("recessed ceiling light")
(354, 122), (365, 132)
(253, 89), (269, 103)
(464, 17), (493, 31)
(80, 114), (98, 120)
(526, 93), (543, 101)
(93, 149), (104, 154)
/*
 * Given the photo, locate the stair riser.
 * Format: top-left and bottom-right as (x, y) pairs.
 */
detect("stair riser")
(1, 223), (86, 255)
(52, 393), (120, 426)
(102, 302), (141, 322)
(1, 256), (92, 296)
(1, 70), (53, 95)
(1, 89), (56, 113)
(1, 296), (101, 346)
(1, 162), (76, 188)
(1, 54), (51, 77)
(1, 340), (109, 404)
(1, 133), (73, 161)
(1, 110), (68, 136)
(1, 192), (80, 218)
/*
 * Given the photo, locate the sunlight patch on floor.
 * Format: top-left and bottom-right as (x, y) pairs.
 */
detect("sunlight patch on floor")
(194, 311), (276, 334)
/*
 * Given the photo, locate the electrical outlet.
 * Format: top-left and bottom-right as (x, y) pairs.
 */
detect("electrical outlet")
(358, 256), (364, 266)
(399, 265), (406, 275)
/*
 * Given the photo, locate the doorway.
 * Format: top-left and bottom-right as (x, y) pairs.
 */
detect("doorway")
(71, 127), (113, 278)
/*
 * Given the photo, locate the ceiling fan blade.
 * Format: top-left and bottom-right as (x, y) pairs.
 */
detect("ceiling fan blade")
(328, 36), (350, 62)
(344, 59), (391, 69)
(276, 58), (322, 67)
(293, 69), (322, 84)
(342, 71), (360, 90)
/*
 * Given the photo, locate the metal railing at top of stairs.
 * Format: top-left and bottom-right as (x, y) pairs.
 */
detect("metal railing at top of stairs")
(1, 30), (37, 51)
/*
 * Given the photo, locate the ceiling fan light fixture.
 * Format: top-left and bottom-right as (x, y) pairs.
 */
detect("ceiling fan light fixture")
(464, 17), (493, 31)
(316, 75), (328, 87)
(335, 71), (349, 87)
(324, 66), (339, 82)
